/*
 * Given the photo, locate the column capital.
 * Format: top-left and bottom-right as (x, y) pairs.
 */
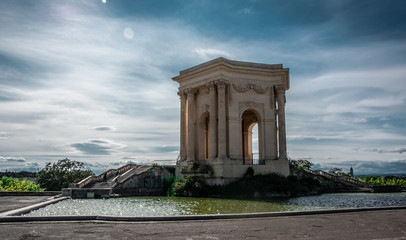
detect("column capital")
(184, 88), (196, 97)
(275, 86), (285, 94)
(217, 80), (228, 89)
(177, 90), (186, 98)
(205, 81), (216, 90)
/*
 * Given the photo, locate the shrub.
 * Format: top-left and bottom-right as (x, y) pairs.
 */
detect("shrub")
(362, 176), (406, 186)
(244, 166), (255, 178)
(168, 176), (206, 197)
(163, 176), (176, 196)
(0, 177), (43, 192)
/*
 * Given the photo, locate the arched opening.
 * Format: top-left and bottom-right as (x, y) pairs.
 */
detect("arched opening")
(252, 124), (259, 164)
(204, 114), (209, 159)
(199, 112), (210, 160)
(241, 110), (260, 165)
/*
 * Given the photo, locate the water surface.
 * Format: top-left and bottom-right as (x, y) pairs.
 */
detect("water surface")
(24, 192), (406, 217)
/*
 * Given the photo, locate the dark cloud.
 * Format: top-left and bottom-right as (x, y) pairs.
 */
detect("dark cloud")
(0, 51), (49, 88)
(93, 126), (115, 131)
(0, 112), (52, 124)
(151, 146), (179, 153)
(83, 162), (108, 169)
(0, 160), (40, 172)
(71, 143), (112, 155)
(110, 160), (138, 166)
(25, 162), (39, 168)
(0, 132), (7, 139)
(90, 140), (109, 144)
(392, 148), (406, 154)
(0, 157), (26, 162)
(0, 89), (24, 102)
(360, 147), (406, 154)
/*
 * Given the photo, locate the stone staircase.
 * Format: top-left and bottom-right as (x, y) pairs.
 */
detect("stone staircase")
(310, 169), (373, 191)
(64, 164), (153, 198)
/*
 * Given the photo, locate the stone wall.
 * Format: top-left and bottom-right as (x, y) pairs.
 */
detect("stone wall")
(113, 167), (172, 196)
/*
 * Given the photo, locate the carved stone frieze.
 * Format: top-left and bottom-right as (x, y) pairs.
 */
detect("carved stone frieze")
(232, 83), (269, 94)
(232, 83), (250, 93)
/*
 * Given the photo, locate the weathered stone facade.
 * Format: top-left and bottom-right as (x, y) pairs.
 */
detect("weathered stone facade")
(173, 58), (290, 185)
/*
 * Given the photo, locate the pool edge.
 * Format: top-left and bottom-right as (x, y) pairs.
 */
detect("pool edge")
(1, 205), (405, 222)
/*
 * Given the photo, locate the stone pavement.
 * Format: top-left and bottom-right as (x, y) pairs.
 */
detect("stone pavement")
(0, 196), (51, 213)
(0, 209), (405, 239)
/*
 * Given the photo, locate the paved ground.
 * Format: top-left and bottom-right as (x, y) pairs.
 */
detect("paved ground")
(0, 209), (405, 239)
(1, 196), (406, 239)
(0, 196), (51, 213)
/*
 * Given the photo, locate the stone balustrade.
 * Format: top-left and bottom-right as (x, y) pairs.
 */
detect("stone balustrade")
(75, 164), (139, 188)
(311, 170), (371, 187)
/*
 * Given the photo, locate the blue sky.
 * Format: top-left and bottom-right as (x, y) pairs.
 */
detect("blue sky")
(0, 0), (405, 175)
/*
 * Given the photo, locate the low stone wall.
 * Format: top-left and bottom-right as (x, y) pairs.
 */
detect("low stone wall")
(371, 185), (402, 193)
(62, 188), (110, 198)
(0, 191), (61, 196)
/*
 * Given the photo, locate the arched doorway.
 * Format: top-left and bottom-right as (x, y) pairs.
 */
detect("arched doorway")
(241, 110), (260, 165)
(199, 112), (210, 160)
(252, 124), (259, 164)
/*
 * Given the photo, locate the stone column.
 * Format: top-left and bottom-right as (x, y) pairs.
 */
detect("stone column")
(186, 89), (195, 161)
(276, 86), (287, 159)
(217, 81), (227, 158)
(178, 91), (186, 160)
(206, 82), (217, 159)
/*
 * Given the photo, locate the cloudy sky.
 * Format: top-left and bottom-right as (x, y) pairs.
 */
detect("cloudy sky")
(1, 0), (405, 175)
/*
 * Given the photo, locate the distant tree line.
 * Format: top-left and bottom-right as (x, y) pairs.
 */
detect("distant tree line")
(0, 171), (37, 179)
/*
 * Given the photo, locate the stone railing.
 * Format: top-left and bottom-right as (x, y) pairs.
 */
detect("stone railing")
(75, 164), (138, 188)
(311, 170), (371, 188)
(112, 165), (151, 188)
(76, 176), (94, 188)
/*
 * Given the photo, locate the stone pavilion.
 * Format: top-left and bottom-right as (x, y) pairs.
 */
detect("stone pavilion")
(173, 58), (290, 185)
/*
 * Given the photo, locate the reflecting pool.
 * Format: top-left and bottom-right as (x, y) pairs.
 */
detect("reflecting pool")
(24, 192), (406, 217)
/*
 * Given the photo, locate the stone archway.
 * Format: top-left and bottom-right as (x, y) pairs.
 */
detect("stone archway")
(241, 110), (261, 165)
(198, 112), (210, 160)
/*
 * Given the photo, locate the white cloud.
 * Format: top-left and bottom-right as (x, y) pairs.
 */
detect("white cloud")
(354, 118), (367, 123)
(193, 48), (233, 61)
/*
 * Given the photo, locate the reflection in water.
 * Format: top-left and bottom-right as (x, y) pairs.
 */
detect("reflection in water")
(24, 192), (406, 217)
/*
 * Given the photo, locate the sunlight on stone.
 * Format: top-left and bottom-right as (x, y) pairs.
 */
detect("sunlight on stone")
(123, 27), (134, 39)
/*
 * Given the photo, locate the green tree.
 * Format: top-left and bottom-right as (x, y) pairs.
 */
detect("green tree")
(291, 159), (314, 171)
(36, 158), (94, 191)
(328, 167), (348, 176)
